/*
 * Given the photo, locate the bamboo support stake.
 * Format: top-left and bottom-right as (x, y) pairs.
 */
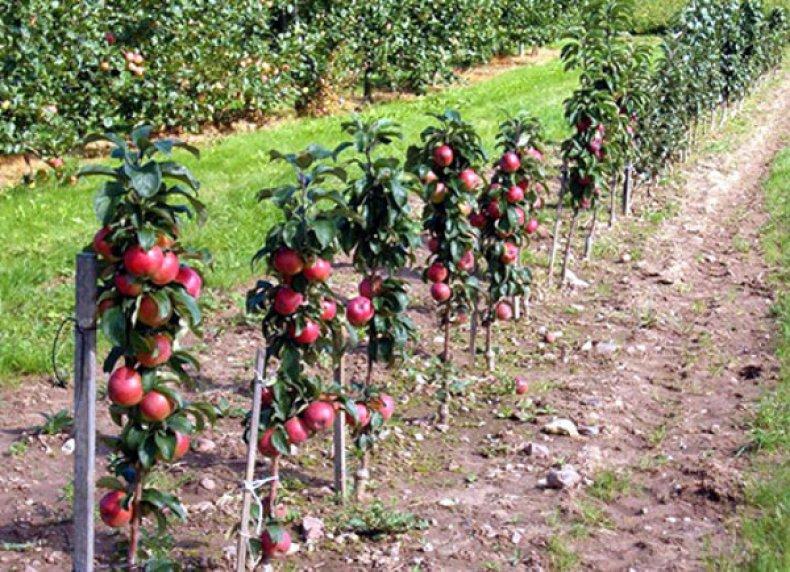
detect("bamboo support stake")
(622, 163), (633, 216)
(469, 295), (479, 365)
(73, 253), (97, 572)
(560, 209), (580, 287)
(333, 354), (348, 502)
(236, 348), (266, 572)
(547, 162), (568, 288)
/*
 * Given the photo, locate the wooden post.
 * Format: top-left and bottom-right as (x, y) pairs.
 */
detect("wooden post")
(513, 296), (521, 320)
(547, 161), (569, 288)
(333, 355), (347, 501)
(484, 319), (494, 372)
(236, 348), (266, 572)
(584, 204), (598, 260)
(73, 253), (97, 572)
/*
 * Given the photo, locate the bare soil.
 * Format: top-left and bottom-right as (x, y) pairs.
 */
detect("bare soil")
(0, 72), (787, 571)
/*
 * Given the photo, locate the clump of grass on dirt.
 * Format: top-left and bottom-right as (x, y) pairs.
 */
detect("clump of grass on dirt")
(737, 146), (790, 570)
(330, 500), (429, 540)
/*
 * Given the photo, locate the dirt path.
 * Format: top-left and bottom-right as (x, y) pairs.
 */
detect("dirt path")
(0, 72), (786, 570)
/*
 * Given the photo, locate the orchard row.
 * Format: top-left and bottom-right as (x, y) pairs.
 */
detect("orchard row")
(77, 1), (785, 568)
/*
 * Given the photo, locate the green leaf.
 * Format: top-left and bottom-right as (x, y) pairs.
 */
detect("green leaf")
(101, 307), (127, 347)
(125, 161), (162, 198)
(154, 431), (177, 461)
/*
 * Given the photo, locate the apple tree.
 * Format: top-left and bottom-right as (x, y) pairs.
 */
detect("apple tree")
(81, 126), (215, 569)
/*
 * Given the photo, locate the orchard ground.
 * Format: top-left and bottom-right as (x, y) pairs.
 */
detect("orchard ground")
(0, 52), (787, 569)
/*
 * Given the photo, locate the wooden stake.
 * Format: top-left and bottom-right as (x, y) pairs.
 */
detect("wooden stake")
(547, 161), (569, 288)
(333, 355), (347, 501)
(236, 348), (266, 572)
(622, 163), (633, 216)
(484, 316), (494, 372)
(513, 295), (521, 320)
(73, 253), (97, 572)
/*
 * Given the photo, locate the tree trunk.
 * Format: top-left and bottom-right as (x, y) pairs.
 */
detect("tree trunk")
(622, 163), (632, 216)
(584, 204), (598, 260)
(469, 295), (479, 365)
(127, 469), (144, 570)
(267, 456), (280, 517)
(560, 208), (580, 287)
(484, 313), (494, 372)
(608, 170), (618, 228)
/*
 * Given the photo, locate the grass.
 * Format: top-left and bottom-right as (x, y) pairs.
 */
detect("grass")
(0, 54), (578, 384)
(731, 145), (790, 570)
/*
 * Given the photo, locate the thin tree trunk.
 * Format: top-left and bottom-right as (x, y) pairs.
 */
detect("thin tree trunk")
(608, 170), (618, 228)
(267, 457), (280, 516)
(484, 313), (494, 372)
(128, 470), (144, 570)
(547, 161), (568, 288)
(560, 208), (580, 287)
(438, 311), (451, 425)
(469, 295), (479, 365)
(584, 204), (598, 260)
(355, 352), (374, 501)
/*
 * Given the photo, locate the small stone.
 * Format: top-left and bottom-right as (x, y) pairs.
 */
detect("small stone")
(193, 438), (216, 453)
(595, 341), (618, 355)
(565, 269), (590, 289)
(414, 433), (424, 442)
(438, 498), (458, 507)
(523, 442), (550, 458)
(421, 542), (434, 553)
(581, 340), (593, 352)
(200, 477), (216, 491)
(61, 438), (75, 455)
(545, 465), (581, 489)
(542, 419), (579, 437)
(666, 516), (677, 524)
(621, 253), (632, 263)
(302, 516), (325, 542)
(578, 425), (600, 437)
(639, 507), (649, 515)
(511, 530), (523, 544)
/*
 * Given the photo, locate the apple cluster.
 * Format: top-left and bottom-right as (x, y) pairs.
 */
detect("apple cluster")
(93, 226), (204, 528)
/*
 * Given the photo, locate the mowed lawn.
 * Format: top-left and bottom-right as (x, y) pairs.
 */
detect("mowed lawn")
(0, 55), (578, 384)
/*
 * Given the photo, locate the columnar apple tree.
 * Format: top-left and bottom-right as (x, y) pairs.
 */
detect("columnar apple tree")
(406, 110), (485, 422)
(556, 0), (647, 281)
(473, 112), (547, 368)
(82, 126), (214, 568)
(337, 116), (419, 498)
(245, 145), (367, 560)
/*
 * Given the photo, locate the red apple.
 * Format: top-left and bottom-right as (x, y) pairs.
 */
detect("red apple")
(378, 394), (395, 421)
(346, 296), (374, 327)
(433, 145), (454, 168)
(272, 247), (304, 276)
(459, 169), (480, 192)
(288, 320), (321, 344)
(257, 427), (279, 457)
(175, 265), (202, 298)
(301, 401), (335, 432)
(470, 212), (487, 228)
(487, 200), (502, 220)
(515, 376), (528, 395)
(151, 252), (179, 286)
(107, 367), (143, 406)
(261, 529), (291, 558)
(172, 431), (190, 460)
(155, 233), (175, 249)
(99, 490), (132, 528)
(496, 301), (513, 321)
(358, 276), (383, 299)
(138, 295), (170, 327)
(260, 386), (274, 407)
(526, 147), (543, 162)
(115, 273), (142, 297)
(284, 417), (310, 444)
(320, 299), (337, 321)
(123, 245), (164, 278)
(426, 262), (448, 283)
(430, 282), (451, 302)
(98, 298), (116, 317)
(303, 258), (331, 282)
(500, 151), (521, 173)
(104, 32), (116, 45)
(92, 227), (117, 261)
(345, 402), (371, 427)
(517, 178), (529, 191)
(525, 218), (539, 234)
(459, 202), (473, 216)
(500, 242), (519, 265)
(458, 250), (475, 272)
(427, 237), (440, 253)
(431, 182), (448, 204)
(274, 287), (303, 316)
(506, 185), (524, 204)
(139, 390), (172, 422)
(423, 170), (438, 184)
(515, 207), (526, 226)
(47, 157), (64, 170)
(136, 333), (172, 368)
(545, 331), (557, 344)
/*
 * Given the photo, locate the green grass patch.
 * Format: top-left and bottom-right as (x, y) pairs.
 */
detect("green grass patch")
(0, 55), (579, 384)
(733, 145), (790, 570)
